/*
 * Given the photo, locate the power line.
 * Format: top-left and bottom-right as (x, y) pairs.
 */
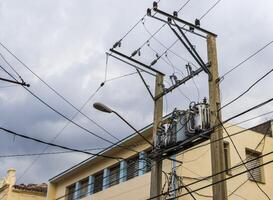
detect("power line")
(0, 43), (120, 142)
(0, 147), (108, 158)
(0, 64), (140, 153)
(0, 126), (122, 160)
(176, 97), (273, 155)
(129, 0), (193, 62)
(219, 40), (273, 82)
(55, 160), (152, 200)
(154, 0), (224, 64)
(218, 117), (271, 200)
(148, 149), (273, 200)
(169, 158), (273, 200)
(226, 110), (273, 129)
(220, 68), (273, 110)
(227, 124), (271, 198)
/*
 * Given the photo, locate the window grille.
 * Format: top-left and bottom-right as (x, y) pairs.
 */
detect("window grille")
(93, 171), (103, 194)
(246, 149), (263, 183)
(66, 184), (75, 200)
(127, 156), (139, 180)
(223, 142), (231, 175)
(79, 178), (88, 198)
(109, 164), (120, 187)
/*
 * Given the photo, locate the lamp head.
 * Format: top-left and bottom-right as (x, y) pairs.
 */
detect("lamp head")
(93, 102), (113, 113)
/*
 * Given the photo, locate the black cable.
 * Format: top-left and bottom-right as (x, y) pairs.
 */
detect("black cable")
(220, 68), (273, 110)
(174, 97), (273, 156)
(148, 150), (273, 200)
(219, 117), (271, 200)
(152, 0), (224, 65)
(199, 0), (222, 20)
(0, 148), (108, 158)
(105, 72), (138, 82)
(228, 125), (271, 198)
(219, 40), (273, 82)
(0, 126), (122, 160)
(136, 0), (192, 53)
(0, 52), (23, 81)
(0, 43), (119, 142)
(226, 110), (273, 129)
(56, 159), (152, 200)
(169, 158), (273, 200)
(0, 64), (140, 154)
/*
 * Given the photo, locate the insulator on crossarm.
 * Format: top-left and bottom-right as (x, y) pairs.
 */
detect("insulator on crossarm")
(153, 2), (158, 9)
(195, 19), (200, 27)
(131, 50), (138, 57)
(113, 41), (121, 48)
(147, 8), (152, 16)
(150, 59), (157, 66)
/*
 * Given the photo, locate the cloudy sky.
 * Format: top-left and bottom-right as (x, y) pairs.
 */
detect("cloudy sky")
(0, 0), (272, 184)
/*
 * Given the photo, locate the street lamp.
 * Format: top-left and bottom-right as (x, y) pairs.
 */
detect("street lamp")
(93, 102), (153, 146)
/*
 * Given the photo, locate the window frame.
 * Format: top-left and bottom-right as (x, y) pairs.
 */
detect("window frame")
(109, 164), (120, 187)
(65, 183), (75, 200)
(126, 155), (139, 181)
(93, 171), (104, 194)
(223, 141), (232, 175)
(245, 148), (265, 184)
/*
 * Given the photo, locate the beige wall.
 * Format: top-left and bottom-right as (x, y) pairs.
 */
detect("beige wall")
(8, 190), (46, 200)
(49, 124), (273, 200)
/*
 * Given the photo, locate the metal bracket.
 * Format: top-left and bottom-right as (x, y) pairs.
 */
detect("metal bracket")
(0, 77), (30, 87)
(155, 67), (204, 100)
(153, 6), (217, 37)
(110, 49), (165, 76)
(168, 23), (212, 80)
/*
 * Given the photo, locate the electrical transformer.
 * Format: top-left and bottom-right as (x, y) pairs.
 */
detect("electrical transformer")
(156, 99), (211, 149)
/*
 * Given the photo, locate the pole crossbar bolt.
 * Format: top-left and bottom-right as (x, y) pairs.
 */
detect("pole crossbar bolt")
(153, 2), (158, 9)
(147, 8), (152, 16)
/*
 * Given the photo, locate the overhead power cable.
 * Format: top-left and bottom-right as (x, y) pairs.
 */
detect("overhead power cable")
(148, 150), (273, 200)
(116, 0), (161, 43)
(0, 126), (122, 160)
(0, 60), (140, 154)
(0, 147), (108, 158)
(219, 40), (273, 82)
(227, 125), (271, 198)
(176, 97), (273, 155)
(218, 117), (271, 200)
(0, 42), (119, 142)
(149, 0), (223, 71)
(56, 161), (152, 200)
(220, 68), (273, 110)
(135, 0), (192, 55)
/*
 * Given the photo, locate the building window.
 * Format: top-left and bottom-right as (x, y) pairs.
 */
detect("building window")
(127, 156), (139, 180)
(79, 178), (88, 198)
(109, 164), (120, 187)
(245, 149), (264, 183)
(66, 184), (75, 200)
(223, 142), (231, 175)
(146, 149), (152, 172)
(93, 171), (103, 194)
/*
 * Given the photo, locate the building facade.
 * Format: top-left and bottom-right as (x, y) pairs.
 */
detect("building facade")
(0, 168), (47, 200)
(47, 120), (273, 200)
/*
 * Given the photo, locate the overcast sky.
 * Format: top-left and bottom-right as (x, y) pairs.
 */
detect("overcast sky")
(0, 0), (272, 184)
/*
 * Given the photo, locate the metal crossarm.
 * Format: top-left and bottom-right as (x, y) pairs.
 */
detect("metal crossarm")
(110, 49), (165, 76)
(0, 77), (30, 87)
(154, 67), (204, 100)
(153, 7), (217, 37)
(168, 24), (211, 79)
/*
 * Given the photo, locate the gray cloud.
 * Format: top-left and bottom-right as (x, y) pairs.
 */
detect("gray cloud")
(0, 0), (272, 184)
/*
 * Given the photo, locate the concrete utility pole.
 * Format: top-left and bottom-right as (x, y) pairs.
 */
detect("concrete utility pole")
(150, 73), (164, 200)
(207, 35), (228, 200)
